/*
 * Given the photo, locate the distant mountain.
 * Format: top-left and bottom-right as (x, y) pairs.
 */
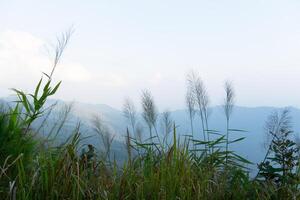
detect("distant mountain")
(67, 101), (300, 175)
(172, 106), (300, 171)
(2, 97), (300, 175)
(52, 101), (300, 165)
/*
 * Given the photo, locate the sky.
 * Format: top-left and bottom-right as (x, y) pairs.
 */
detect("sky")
(1, 0), (300, 110)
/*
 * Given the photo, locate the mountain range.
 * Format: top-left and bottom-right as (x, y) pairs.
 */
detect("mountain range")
(2, 97), (300, 175)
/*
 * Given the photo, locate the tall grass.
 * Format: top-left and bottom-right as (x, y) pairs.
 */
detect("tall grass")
(223, 81), (235, 166)
(0, 32), (299, 199)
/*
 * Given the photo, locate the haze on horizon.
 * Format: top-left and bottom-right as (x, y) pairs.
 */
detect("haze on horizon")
(1, 0), (300, 110)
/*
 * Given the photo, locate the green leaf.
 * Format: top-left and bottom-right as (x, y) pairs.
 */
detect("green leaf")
(15, 90), (31, 115)
(8, 104), (19, 130)
(208, 135), (226, 147)
(229, 137), (246, 144)
(43, 80), (51, 93)
(49, 81), (61, 96)
(228, 129), (247, 133)
(232, 152), (252, 164)
(34, 78), (43, 98)
(42, 72), (51, 79)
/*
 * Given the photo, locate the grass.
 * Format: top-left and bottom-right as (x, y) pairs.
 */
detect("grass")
(0, 32), (299, 199)
(0, 118), (290, 199)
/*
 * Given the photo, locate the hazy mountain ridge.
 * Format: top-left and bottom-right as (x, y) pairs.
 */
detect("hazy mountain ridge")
(54, 100), (300, 173)
(2, 97), (300, 172)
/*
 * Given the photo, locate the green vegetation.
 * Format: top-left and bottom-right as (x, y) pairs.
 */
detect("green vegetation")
(0, 33), (299, 199)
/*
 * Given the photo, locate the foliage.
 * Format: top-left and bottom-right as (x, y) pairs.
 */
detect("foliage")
(257, 109), (300, 199)
(1, 33), (300, 200)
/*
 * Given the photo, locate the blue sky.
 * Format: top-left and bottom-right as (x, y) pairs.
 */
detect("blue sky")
(1, 0), (300, 110)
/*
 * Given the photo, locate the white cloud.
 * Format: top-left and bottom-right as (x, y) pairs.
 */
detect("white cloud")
(149, 72), (163, 85)
(0, 30), (92, 95)
(0, 30), (131, 107)
(0, 30), (49, 80)
(56, 62), (92, 82)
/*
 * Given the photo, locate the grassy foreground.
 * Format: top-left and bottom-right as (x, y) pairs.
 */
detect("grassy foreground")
(0, 33), (299, 199)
